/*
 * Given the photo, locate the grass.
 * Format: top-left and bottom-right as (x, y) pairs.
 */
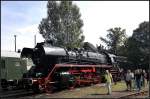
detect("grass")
(26, 81), (149, 98)
(50, 81), (127, 98)
(34, 81), (127, 98)
(112, 82), (127, 91)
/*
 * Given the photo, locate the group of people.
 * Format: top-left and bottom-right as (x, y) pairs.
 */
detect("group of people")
(103, 69), (149, 95)
(125, 69), (149, 92)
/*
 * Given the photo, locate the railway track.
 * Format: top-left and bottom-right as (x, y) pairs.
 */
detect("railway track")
(0, 89), (34, 98)
(118, 90), (148, 98)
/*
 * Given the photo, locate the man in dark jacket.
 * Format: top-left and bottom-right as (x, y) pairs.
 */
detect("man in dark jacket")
(135, 69), (142, 91)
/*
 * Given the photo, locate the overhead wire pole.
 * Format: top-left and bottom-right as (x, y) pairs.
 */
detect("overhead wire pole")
(34, 35), (36, 47)
(14, 35), (17, 52)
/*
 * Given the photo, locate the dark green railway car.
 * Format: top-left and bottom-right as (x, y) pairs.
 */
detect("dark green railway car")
(0, 51), (33, 90)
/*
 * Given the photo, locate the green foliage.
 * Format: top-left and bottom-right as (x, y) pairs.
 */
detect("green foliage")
(126, 21), (149, 69)
(39, 1), (84, 48)
(100, 27), (127, 55)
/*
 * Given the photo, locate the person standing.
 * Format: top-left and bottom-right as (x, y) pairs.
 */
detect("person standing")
(130, 70), (134, 89)
(142, 70), (147, 88)
(133, 70), (137, 90)
(105, 70), (113, 95)
(140, 69), (144, 87)
(125, 70), (132, 91)
(135, 69), (142, 91)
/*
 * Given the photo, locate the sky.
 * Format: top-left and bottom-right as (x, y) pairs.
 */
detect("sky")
(1, 1), (149, 51)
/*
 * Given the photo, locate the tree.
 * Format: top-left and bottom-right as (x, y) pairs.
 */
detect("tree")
(126, 21), (149, 69)
(39, 1), (59, 43)
(100, 27), (127, 55)
(126, 37), (142, 69)
(39, 1), (84, 48)
(132, 21), (150, 53)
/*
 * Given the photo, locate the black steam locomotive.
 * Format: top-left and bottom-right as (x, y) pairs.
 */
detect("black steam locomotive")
(21, 42), (116, 77)
(21, 42), (123, 92)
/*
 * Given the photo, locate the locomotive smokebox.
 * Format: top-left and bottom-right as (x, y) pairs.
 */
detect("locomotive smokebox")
(21, 48), (34, 58)
(21, 42), (68, 78)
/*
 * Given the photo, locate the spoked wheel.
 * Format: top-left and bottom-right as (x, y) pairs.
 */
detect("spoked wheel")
(67, 78), (77, 90)
(45, 83), (54, 94)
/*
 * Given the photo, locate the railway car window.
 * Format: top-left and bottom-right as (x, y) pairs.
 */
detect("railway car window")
(1, 60), (5, 69)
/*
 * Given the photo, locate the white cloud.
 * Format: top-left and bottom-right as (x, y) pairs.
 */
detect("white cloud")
(16, 24), (44, 49)
(17, 24), (39, 35)
(73, 1), (149, 46)
(1, 24), (44, 51)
